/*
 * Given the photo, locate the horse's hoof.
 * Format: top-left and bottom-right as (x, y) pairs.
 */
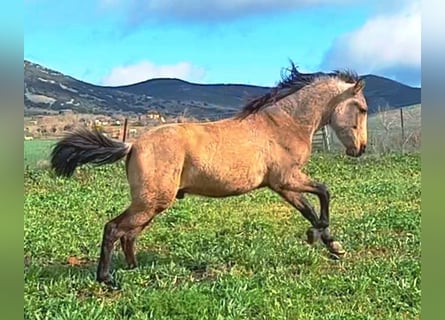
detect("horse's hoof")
(327, 240), (346, 257)
(176, 189), (185, 199)
(127, 263), (138, 270)
(103, 279), (121, 291)
(97, 275), (121, 291)
(306, 227), (321, 244)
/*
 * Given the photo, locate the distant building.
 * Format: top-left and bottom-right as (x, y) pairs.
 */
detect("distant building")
(146, 110), (166, 123)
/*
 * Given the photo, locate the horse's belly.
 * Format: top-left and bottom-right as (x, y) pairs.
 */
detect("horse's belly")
(181, 186), (256, 198)
(180, 165), (265, 197)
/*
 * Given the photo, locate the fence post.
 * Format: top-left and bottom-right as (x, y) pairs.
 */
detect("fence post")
(122, 118), (128, 142)
(400, 108), (405, 153)
(322, 126), (330, 152)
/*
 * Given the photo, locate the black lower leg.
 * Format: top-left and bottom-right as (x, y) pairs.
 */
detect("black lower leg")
(276, 190), (322, 244)
(120, 237), (136, 269)
(96, 220), (123, 287)
(312, 182), (330, 229)
(320, 227), (335, 244)
(311, 184), (345, 256)
(298, 197), (319, 227)
(278, 190), (319, 226)
(306, 182), (339, 248)
(308, 182), (331, 236)
(120, 229), (140, 269)
(297, 197), (324, 244)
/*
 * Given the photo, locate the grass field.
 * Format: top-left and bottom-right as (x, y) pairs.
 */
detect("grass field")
(24, 148), (421, 319)
(24, 139), (55, 168)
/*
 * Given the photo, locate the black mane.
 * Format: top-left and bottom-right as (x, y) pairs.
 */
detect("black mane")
(237, 60), (360, 118)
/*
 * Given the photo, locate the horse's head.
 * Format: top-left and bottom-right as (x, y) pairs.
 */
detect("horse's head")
(329, 79), (368, 157)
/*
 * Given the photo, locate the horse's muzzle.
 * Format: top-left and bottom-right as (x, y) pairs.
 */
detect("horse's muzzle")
(346, 144), (366, 157)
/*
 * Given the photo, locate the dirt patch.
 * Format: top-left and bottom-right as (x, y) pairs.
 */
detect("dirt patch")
(66, 255), (93, 266)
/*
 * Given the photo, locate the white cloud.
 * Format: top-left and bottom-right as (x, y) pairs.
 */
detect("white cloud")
(321, 1), (420, 85)
(101, 60), (206, 86)
(102, 60), (205, 86)
(102, 61), (205, 86)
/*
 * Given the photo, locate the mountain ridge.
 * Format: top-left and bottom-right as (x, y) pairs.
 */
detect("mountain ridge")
(24, 60), (421, 119)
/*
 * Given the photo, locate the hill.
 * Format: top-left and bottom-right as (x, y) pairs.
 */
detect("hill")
(24, 60), (421, 119)
(110, 78), (270, 109)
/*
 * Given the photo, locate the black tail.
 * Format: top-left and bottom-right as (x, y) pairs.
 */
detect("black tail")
(50, 127), (132, 177)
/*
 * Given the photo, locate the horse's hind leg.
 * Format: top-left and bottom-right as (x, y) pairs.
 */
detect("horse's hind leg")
(96, 199), (172, 288)
(120, 226), (143, 269)
(96, 207), (147, 287)
(119, 216), (155, 269)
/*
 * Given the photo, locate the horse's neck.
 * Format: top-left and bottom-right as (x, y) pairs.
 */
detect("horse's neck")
(276, 104), (327, 138)
(252, 84), (338, 142)
(260, 107), (317, 143)
(282, 89), (336, 136)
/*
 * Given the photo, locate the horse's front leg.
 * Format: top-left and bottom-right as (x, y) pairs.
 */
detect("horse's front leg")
(274, 190), (322, 244)
(272, 170), (345, 257)
(307, 181), (345, 257)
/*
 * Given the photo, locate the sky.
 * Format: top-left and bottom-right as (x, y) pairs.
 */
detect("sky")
(24, 0), (421, 88)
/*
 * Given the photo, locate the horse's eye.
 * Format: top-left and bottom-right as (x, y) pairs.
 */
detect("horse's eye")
(354, 101), (367, 114)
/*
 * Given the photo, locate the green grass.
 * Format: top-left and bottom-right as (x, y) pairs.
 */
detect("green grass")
(24, 139), (55, 168)
(24, 153), (420, 319)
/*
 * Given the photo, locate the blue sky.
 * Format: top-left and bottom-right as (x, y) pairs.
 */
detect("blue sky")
(24, 0), (421, 88)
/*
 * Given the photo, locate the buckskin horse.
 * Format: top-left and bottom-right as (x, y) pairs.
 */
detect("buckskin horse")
(51, 62), (368, 288)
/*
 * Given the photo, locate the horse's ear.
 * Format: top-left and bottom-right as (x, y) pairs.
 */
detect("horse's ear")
(353, 79), (365, 95)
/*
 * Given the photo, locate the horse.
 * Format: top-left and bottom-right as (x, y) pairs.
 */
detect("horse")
(50, 62), (368, 288)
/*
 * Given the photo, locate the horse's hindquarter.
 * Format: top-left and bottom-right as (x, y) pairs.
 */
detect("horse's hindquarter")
(125, 124), (189, 202)
(180, 119), (269, 197)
